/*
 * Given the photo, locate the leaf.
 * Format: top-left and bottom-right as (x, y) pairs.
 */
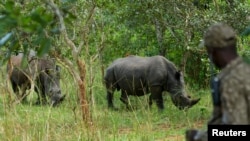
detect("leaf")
(241, 26), (250, 36)
(67, 11), (77, 20)
(50, 28), (61, 34)
(31, 13), (46, 27)
(30, 7), (47, 27)
(0, 32), (12, 46)
(37, 38), (51, 57)
(5, 1), (14, 12)
(62, 0), (77, 3)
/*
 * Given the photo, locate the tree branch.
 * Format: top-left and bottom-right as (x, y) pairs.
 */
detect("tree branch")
(46, 0), (78, 59)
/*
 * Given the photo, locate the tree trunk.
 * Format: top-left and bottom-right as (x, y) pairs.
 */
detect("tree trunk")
(77, 59), (91, 124)
(180, 51), (190, 74)
(47, 0), (93, 127)
(154, 18), (166, 56)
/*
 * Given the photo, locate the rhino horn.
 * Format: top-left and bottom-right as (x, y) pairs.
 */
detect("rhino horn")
(60, 94), (66, 102)
(189, 98), (200, 107)
(51, 94), (66, 107)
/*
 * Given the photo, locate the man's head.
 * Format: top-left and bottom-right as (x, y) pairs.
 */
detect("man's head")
(203, 23), (238, 69)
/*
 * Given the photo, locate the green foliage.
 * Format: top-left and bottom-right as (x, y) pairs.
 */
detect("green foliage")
(1, 0), (250, 89)
(0, 1), (77, 62)
(0, 63), (211, 140)
(0, 0), (249, 140)
(94, 0), (250, 87)
(241, 26), (250, 36)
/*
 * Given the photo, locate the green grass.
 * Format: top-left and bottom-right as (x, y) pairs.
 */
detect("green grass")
(0, 64), (212, 141)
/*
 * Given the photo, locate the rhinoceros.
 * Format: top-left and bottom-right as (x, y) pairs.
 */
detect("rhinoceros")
(7, 51), (65, 106)
(104, 55), (200, 110)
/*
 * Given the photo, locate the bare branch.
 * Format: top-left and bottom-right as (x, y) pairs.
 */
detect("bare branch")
(78, 5), (96, 55)
(47, 0), (92, 126)
(46, 0), (78, 59)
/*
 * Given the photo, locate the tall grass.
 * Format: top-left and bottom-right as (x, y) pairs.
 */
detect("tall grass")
(0, 62), (212, 141)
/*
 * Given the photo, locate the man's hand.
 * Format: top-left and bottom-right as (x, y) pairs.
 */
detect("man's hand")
(186, 129), (198, 141)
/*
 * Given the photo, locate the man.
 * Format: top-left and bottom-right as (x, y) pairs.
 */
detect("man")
(185, 23), (250, 141)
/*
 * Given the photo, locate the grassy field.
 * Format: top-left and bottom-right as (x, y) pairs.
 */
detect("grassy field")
(0, 63), (212, 141)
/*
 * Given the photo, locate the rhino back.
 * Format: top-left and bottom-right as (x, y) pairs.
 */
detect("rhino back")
(144, 55), (177, 87)
(112, 56), (149, 94)
(106, 55), (178, 93)
(8, 54), (30, 85)
(29, 58), (55, 74)
(7, 53), (54, 86)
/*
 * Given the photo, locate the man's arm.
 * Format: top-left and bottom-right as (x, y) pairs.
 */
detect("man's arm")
(186, 130), (208, 141)
(220, 78), (248, 124)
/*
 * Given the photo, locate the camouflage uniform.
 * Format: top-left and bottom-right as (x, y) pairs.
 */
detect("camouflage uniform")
(210, 57), (250, 124)
(186, 23), (250, 141)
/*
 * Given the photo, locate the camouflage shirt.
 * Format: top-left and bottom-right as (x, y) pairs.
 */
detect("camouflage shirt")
(210, 56), (250, 124)
(186, 57), (250, 141)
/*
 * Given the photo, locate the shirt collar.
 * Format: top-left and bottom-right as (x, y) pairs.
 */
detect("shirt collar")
(218, 57), (242, 79)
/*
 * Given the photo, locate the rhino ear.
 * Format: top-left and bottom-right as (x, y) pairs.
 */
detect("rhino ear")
(60, 94), (66, 102)
(56, 65), (61, 71)
(175, 71), (182, 80)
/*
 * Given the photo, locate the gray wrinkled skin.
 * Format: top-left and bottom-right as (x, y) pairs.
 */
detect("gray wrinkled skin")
(7, 52), (65, 107)
(104, 55), (200, 110)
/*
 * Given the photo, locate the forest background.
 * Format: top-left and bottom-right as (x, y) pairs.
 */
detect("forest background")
(0, 0), (250, 141)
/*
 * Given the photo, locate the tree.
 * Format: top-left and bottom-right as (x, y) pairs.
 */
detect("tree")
(0, 0), (94, 126)
(101, 0), (250, 87)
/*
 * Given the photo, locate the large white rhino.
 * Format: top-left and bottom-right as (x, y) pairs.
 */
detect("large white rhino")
(104, 55), (200, 110)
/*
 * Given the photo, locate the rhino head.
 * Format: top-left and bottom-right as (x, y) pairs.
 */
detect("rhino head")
(36, 59), (66, 107)
(167, 71), (200, 110)
(171, 94), (200, 110)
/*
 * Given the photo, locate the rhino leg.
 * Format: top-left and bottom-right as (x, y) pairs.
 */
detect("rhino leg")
(107, 91), (116, 109)
(11, 81), (18, 94)
(20, 85), (28, 102)
(35, 87), (47, 105)
(120, 90), (130, 108)
(35, 95), (47, 105)
(150, 86), (164, 110)
(149, 95), (153, 107)
(11, 81), (21, 98)
(11, 82), (29, 103)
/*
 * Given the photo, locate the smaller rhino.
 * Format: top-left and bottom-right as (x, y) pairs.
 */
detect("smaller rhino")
(7, 51), (65, 106)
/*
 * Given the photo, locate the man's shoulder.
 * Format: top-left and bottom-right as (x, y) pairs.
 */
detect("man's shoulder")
(231, 57), (250, 80)
(220, 57), (250, 81)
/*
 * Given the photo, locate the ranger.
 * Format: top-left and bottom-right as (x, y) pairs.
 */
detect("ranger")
(186, 23), (250, 141)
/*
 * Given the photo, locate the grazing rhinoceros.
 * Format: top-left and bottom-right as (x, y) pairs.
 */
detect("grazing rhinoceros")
(104, 55), (200, 110)
(7, 51), (65, 106)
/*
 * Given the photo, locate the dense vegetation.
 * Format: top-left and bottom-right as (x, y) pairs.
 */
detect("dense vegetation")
(0, 0), (250, 140)
(0, 65), (211, 140)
